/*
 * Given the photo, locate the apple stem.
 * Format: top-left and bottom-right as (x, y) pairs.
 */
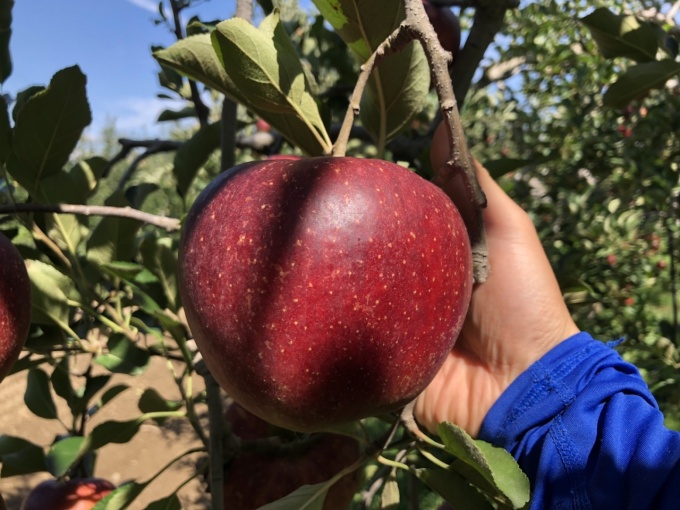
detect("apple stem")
(331, 0), (489, 281)
(400, 399), (447, 450)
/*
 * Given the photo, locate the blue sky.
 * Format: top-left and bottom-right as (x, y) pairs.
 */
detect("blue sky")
(4, 0), (255, 138)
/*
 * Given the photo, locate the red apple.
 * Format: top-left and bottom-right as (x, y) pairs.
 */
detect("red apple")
(21, 478), (115, 510)
(223, 402), (361, 510)
(0, 232), (31, 383)
(256, 118), (271, 132)
(178, 156), (473, 431)
(423, 0), (461, 60)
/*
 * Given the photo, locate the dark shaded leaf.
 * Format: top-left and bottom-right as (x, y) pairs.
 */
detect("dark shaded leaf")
(86, 190), (143, 265)
(25, 367), (58, 419)
(414, 468), (493, 510)
(0, 94), (10, 163)
(0, 435), (47, 477)
(603, 60), (680, 108)
(173, 121), (220, 196)
(6, 66), (91, 197)
(581, 8), (658, 62)
(0, 0), (13, 83)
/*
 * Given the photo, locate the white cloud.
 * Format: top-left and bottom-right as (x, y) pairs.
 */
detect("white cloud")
(125, 0), (158, 13)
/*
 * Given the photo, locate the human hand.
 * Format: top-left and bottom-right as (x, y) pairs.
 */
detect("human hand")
(414, 122), (580, 436)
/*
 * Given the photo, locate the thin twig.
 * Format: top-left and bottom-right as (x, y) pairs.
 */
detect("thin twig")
(0, 203), (181, 231)
(168, 0), (210, 126)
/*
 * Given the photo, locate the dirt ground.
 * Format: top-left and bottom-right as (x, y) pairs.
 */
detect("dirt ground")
(0, 356), (210, 509)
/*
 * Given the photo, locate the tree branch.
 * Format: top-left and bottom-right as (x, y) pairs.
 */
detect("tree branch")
(450, 0), (519, 107)
(0, 203), (181, 231)
(168, 0), (210, 127)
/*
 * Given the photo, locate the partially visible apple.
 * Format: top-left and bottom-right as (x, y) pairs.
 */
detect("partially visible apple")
(178, 156), (473, 431)
(423, 0), (461, 61)
(223, 402), (362, 510)
(266, 154), (301, 161)
(20, 478), (115, 510)
(0, 232), (31, 383)
(256, 118), (271, 132)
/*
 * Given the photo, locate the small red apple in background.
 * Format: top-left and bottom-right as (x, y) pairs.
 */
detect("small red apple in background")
(624, 297), (635, 307)
(0, 232), (31, 383)
(223, 402), (362, 510)
(178, 156), (472, 431)
(256, 118), (271, 132)
(606, 254), (617, 266)
(423, 0), (461, 61)
(21, 478), (115, 510)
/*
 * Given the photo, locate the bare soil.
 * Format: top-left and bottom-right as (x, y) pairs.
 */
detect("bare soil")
(0, 356), (210, 509)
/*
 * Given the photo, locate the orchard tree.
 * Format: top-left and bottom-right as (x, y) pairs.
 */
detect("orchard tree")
(0, 0), (678, 509)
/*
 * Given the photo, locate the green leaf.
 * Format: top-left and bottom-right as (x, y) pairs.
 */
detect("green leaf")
(312, 0), (403, 61)
(5, 65), (92, 197)
(257, 481), (328, 510)
(154, 34), (328, 155)
(414, 468), (493, 510)
(145, 493), (182, 510)
(138, 388), (183, 416)
(46, 436), (85, 477)
(0, 435), (47, 477)
(313, 0), (428, 147)
(380, 474), (400, 509)
(157, 106), (196, 122)
(50, 357), (75, 410)
(483, 153), (560, 179)
(139, 235), (179, 311)
(86, 190), (143, 265)
(25, 367), (58, 419)
(360, 43), (430, 146)
(437, 422), (530, 509)
(154, 35), (237, 97)
(94, 334), (150, 375)
(41, 156), (107, 204)
(0, 0), (13, 83)
(603, 60), (680, 108)
(581, 8), (658, 63)
(92, 482), (147, 510)
(26, 259), (78, 330)
(11, 85), (44, 122)
(173, 121), (220, 197)
(211, 11), (331, 153)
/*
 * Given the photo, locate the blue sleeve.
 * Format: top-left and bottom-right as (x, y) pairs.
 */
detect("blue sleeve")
(478, 331), (680, 510)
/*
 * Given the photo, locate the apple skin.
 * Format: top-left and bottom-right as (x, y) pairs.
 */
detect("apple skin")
(178, 156), (473, 431)
(20, 478), (115, 510)
(423, 0), (461, 60)
(0, 232), (31, 383)
(223, 403), (361, 510)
